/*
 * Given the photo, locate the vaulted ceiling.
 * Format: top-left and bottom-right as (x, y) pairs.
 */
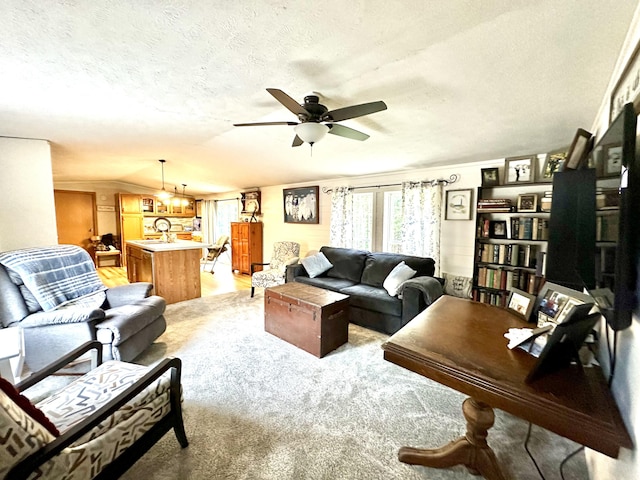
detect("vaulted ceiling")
(0, 1), (637, 195)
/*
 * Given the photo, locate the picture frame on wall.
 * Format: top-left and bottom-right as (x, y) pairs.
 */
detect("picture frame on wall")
(504, 155), (535, 184)
(610, 39), (640, 123)
(445, 189), (473, 220)
(481, 167), (500, 187)
(283, 186), (319, 224)
(538, 149), (567, 182)
(563, 128), (594, 170)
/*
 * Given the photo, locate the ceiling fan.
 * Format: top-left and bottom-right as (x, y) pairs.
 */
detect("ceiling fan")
(233, 88), (387, 147)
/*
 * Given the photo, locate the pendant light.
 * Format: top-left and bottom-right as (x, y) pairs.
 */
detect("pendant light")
(155, 159), (173, 199)
(181, 184), (189, 206)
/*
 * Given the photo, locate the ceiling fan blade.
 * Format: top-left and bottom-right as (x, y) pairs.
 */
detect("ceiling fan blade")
(327, 123), (370, 141)
(324, 101), (387, 122)
(266, 88), (310, 117)
(292, 135), (303, 147)
(233, 121), (298, 127)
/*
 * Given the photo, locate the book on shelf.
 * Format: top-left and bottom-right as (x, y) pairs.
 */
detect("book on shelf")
(477, 198), (514, 212)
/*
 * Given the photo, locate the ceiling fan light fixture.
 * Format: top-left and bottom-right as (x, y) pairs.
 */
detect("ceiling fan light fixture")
(294, 122), (329, 145)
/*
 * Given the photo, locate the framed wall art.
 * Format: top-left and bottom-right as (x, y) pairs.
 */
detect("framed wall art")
(445, 189), (473, 220)
(283, 186), (319, 224)
(504, 155), (535, 184)
(610, 39), (640, 123)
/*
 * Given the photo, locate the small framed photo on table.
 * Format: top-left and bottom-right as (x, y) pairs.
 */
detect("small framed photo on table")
(504, 155), (535, 184)
(517, 193), (538, 213)
(445, 189), (473, 220)
(507, 288), (536, 321)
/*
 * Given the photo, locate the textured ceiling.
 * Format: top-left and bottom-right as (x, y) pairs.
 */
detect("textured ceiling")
(0, 1), (637, 195)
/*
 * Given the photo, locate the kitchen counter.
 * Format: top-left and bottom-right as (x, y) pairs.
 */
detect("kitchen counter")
(127, 239), (210, 252)
(126, 240), (210, 304)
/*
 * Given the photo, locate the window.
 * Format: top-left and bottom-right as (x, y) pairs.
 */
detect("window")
(215, 199), (238, 239)
(351, 188), (402, 252)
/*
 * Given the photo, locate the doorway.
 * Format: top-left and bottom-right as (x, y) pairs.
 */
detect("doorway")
(54, 190), (97, 254)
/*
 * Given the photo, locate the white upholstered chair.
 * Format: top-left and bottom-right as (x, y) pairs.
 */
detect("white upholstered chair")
(251, 241), (300, 297)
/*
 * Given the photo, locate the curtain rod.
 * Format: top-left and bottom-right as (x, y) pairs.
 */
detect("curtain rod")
(214, 197), (241, 202)
(321, 174), (459, 194)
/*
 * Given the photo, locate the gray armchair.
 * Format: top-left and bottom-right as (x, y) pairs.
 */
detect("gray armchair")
(0, 245), (166, 372)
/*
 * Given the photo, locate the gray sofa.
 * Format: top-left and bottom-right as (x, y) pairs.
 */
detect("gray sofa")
(0, 245), (166, 372)
(286, 246), (443, 334)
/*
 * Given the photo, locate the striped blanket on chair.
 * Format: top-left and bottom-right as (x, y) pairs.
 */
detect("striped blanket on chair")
(0, 245), (106, 312)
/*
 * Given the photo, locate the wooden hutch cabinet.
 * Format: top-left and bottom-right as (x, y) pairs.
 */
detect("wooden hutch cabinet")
(231, 222), (263, 275)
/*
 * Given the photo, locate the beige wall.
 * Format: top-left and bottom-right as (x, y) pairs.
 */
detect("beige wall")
(0, 137), (57, 251)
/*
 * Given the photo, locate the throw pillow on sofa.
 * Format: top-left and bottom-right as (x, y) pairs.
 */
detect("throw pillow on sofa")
(383, 261), (417, 296)
(300, 252), (333, 278)
(443, 273), (473, 298)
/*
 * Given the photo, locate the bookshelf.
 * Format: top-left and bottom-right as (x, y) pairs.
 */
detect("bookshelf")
(473, 183), (552, 306)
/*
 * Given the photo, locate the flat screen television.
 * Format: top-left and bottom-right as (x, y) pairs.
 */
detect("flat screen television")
(592, 102), (639, 330)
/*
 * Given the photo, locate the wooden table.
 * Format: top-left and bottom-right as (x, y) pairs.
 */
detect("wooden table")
(382, 295), (631, 480)
(264, 283), (349, 358)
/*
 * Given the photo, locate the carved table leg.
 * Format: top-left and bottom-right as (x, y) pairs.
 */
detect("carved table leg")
(398, 397), (506, 480)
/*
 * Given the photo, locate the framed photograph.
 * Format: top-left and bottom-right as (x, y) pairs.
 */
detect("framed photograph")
(489, 220), (507, 239)
(601, 144), (623, 177)
(610, 39), (640, 123)
(507, 288), (536, 321)
(504, 155), (535, 184)
(564, 128), (593, 170)
(539, 149), (567, 182)
(481, 167), (500, 187)
(283, 186), (319, 224)
(445, 189), (473, 220)
(533, 282), (594, 328)
(517, 193), (538, 213)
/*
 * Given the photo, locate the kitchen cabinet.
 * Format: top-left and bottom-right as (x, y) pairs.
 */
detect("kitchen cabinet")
(231, 222), (263, 275)
(141, 195), (196, 217)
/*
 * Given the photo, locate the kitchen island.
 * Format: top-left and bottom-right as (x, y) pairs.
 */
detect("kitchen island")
(126, 239), (210, 304)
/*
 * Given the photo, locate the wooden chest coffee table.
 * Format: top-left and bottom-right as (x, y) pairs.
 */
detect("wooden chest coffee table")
(264, 283), (349, 358)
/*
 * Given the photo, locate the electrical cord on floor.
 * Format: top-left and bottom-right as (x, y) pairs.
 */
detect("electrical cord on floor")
(559, 445), (585, 480)
(524, 422), (546, 480)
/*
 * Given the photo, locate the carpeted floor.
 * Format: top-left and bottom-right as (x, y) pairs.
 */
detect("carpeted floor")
(120, 290), (589, 480)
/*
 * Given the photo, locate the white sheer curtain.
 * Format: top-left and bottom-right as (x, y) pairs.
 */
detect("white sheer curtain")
(200, 200), (216, 246)
(329, 187), (354, 247)
(400, 181), (443, 275)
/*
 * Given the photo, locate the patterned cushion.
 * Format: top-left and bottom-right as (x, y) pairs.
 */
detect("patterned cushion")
(252, 269), (286, 289)
(37, 360), (170, 438)
(0, 389), (57, 479)
(0, 377), (60, 436)
(0, 360), (173, 480)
